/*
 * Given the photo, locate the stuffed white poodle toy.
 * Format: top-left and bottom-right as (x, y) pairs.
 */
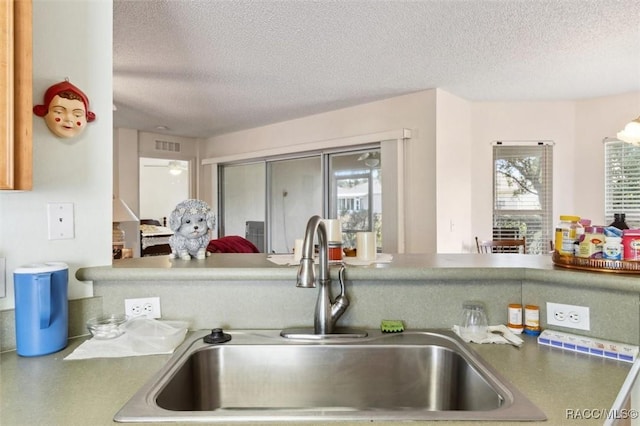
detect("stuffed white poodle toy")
(168, 199), (216, 260)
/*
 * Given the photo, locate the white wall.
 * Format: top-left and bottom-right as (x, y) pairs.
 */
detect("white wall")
(574, 92), (640, 224)
(0, 0), (113, 310)
(436, 90), (473, 252)
(138, 132), (203, 204)
(139, 158), (189, 222)
(202, 90), (639, 254)
(202, 90), (438, 253)
(470, 100), (576, 246)
(471, 93), (640, 243)
(114, 128), (139, 255)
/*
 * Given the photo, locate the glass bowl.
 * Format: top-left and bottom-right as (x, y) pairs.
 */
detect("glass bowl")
(86, 314), (127, 339)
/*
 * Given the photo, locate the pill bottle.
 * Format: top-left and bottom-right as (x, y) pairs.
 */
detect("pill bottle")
(507, 303), (523, 334)
(523, 305), (541, 336)
(603, 236), (623, 260)
(555, 215), (583, 256)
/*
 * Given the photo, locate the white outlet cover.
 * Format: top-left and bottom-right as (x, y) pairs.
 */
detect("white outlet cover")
(47, 202), (74, 240)
(125, 297), (161, 319)
(546, 302), (590, 331)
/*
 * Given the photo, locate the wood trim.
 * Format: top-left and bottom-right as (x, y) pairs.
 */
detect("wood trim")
(13, 0), (32, 190)
(0, 0), (15, 189)
(0, 0), (32, 190)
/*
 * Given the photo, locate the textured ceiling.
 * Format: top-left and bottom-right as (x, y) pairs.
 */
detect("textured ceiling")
(113, 0), (640, 139)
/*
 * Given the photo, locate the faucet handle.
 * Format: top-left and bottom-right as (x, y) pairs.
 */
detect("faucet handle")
(330, 265), (350, 319)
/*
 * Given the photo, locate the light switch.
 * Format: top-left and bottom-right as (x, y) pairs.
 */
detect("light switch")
(47, 203), (74, 240)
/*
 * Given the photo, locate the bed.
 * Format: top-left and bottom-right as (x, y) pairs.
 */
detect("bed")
(140, 219), (173, 256)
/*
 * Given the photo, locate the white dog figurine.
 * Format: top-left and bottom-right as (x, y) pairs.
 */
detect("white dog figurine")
(168, 199), (216, 260)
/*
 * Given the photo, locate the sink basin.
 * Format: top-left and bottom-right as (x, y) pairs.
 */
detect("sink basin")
(115, 329), (546, 422)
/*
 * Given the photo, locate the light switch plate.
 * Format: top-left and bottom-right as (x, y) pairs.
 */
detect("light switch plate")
(47, 203), (74, 240)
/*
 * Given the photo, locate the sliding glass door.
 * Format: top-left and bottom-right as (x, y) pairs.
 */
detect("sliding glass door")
(219, 146), (381, 253)
(268, 156), (322, 253)
(220, 162), (266, 251)
(328, 150), (381, 250)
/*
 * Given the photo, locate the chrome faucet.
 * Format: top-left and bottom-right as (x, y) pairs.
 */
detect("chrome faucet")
(296, 215), (349, 335)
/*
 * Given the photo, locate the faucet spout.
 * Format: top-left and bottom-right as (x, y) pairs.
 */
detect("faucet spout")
(295, 215), (347, 335)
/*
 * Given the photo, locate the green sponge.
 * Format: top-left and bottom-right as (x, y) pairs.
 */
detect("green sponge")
(381, 320), (405, 333)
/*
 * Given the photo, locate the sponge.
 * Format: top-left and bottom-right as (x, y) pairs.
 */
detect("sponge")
(381, 320), (405, 333)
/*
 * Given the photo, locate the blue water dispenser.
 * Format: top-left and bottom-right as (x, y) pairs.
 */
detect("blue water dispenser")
(14, 262), (69, 356)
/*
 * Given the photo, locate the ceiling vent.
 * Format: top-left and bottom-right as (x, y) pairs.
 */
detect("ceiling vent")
(155, 140), (181, 153)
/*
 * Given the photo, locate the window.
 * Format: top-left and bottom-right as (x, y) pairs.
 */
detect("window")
(604, 138), (640, 227)
(492, 141), (553, 254)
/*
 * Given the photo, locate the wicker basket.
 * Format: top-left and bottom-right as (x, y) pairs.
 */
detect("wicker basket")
(552, 251), (640, 274)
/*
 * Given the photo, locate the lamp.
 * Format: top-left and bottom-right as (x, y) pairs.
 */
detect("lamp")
(617, 116), (640, 144)
(112, 197), (139, 259)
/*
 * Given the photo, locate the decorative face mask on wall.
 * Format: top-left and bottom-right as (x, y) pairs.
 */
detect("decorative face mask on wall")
(33, 80), (96, 138)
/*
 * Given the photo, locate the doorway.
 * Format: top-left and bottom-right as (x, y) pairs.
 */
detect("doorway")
(139, 157), (190, 223)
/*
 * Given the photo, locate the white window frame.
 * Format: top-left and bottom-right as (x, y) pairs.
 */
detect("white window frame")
(604, 137), (640, 227)
(491, 140), (554, 254)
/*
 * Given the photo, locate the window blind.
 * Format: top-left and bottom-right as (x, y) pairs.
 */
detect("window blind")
(604, 139), (640, 227)
(492, 142), (553, 254)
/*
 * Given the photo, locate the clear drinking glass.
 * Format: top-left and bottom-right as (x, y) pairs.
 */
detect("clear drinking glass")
(460, 301), (488, 341)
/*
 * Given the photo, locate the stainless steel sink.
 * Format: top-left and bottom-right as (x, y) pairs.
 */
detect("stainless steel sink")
(115, 329), (546, 422)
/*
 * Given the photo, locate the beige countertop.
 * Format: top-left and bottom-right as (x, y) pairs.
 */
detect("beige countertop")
(78, 253), (640, 293)
(0, 330), (632, 426)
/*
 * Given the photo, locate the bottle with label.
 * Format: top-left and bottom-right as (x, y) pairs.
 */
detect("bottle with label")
(610, 213), (629, 230)
(555, 215), (583, 256)
(603, 236), (623, 260)
(507, 303), (523, 334)
(523, 305), (541, 336)
(524, 305), (541, 336)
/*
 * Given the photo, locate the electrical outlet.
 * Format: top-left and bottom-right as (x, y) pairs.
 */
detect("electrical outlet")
(546, 302), (590, 331)
(125, 297), (161, 319)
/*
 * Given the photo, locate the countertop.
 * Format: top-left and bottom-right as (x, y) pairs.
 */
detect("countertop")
(78, 253), (640, 293)
(0, 330), (632, 426)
